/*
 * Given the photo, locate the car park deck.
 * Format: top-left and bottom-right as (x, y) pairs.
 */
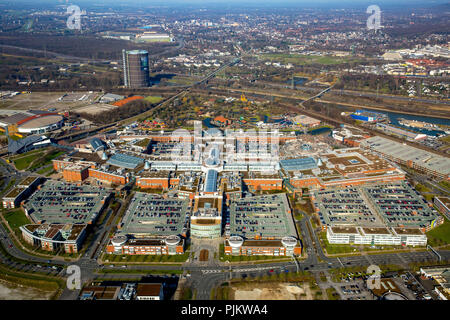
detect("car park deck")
(228, 193), (297, 239)
(118, 192), (189, 237)
(23, 181), (111, 224)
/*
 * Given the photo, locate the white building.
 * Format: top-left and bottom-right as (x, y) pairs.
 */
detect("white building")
(326, 226), (426, 246)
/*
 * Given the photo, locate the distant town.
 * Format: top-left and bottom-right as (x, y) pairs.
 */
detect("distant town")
(0, 0), (449, 304)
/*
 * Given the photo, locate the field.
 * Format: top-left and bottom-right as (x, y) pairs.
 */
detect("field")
(426, 217), (450, 247)
(144, 96), (163, 104)
(74, 103), (119, 115)
(0, 91), (100, 112)
(3, 209), (30, 235)
(0, 280), (54, 300)
(260, 53), (361, 66)
(103, 252), (189, 263)
(230, 281), (317, 300)
(12, 148), (64, 171)
(438, 180), (450, 193)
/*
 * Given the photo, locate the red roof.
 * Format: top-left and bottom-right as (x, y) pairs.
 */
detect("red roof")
(214, 116), (229, 123)
(113, 96), (144, 107)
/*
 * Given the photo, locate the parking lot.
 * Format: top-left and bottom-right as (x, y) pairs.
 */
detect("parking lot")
(314, 187), (383, 228)
(119, 192), (189, 236)
(23, 181), (111, 224)
(363, 182), (439, 228)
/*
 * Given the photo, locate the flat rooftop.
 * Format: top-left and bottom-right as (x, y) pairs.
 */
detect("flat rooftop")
(136, 283), (162, 297)
(22, 223), (87, 241)
(314, 186), (384, 228)
(363, 136), (450, 176)
(229, 193), (297, 240)
(119, 192), (189, 237)
(315, 181), (439, 229)
(363, 182), (438, 228)
(18, 176), (40, 187)
(3, 187), (27, 199)
(329, 226), (359, 234)
(23, 181), (111, 224)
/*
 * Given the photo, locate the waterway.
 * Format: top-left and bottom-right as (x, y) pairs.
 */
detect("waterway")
(149, 73), (176, 85)
(286, 77), (308, 86)
(297, 126), (332, 136)
(334, 105), (450, 137)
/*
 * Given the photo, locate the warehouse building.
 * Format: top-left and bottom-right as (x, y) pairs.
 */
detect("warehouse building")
(362, 136), (450, 180)
(286, 148), (405, 191)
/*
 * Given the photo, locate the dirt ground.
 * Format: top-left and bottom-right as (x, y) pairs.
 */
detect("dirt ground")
(0, 91), (100, 112)
(199, 249), (209, 262)
(75, 103), (118, 115)
(232, 282), (314, 300)
(0, 280), (54, 300)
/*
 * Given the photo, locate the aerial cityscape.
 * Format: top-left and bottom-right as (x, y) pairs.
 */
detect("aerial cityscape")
(0, 0), (449, 308)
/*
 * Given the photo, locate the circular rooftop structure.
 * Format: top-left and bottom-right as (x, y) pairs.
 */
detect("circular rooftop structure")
(165, 235), (181, 246)
(381, 292), (408, 300)
(18, 114), (63, 133)
(228, 236), (244, 248)
(281, 236), (297, 248)
(111, 235), (128, 246)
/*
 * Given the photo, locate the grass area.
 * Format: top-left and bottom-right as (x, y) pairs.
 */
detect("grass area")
(134, 138), (150, 147)
(326, 287), (341, 300)
(2, 209), (30, 235)
(211, 283), (231, 300)
(98, 268), (182, 275)
(0, 263), (63, 299)
(1, 208), (77, 259)
(36, 166), (56, 176)
(260, 53), (361, 66)
(179, 286), (193, 300)
(29, 150), (65, 171)
(415, 183), (431, 193)
(426, 216), (450, 246)
(144, 96), (163, 104)
(438, 180), (450, 192)
(12, 151), (45, 170)
(103, 252), (189, 263)
(10, 148), (64, 171)
(0, 178), (15, 196)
